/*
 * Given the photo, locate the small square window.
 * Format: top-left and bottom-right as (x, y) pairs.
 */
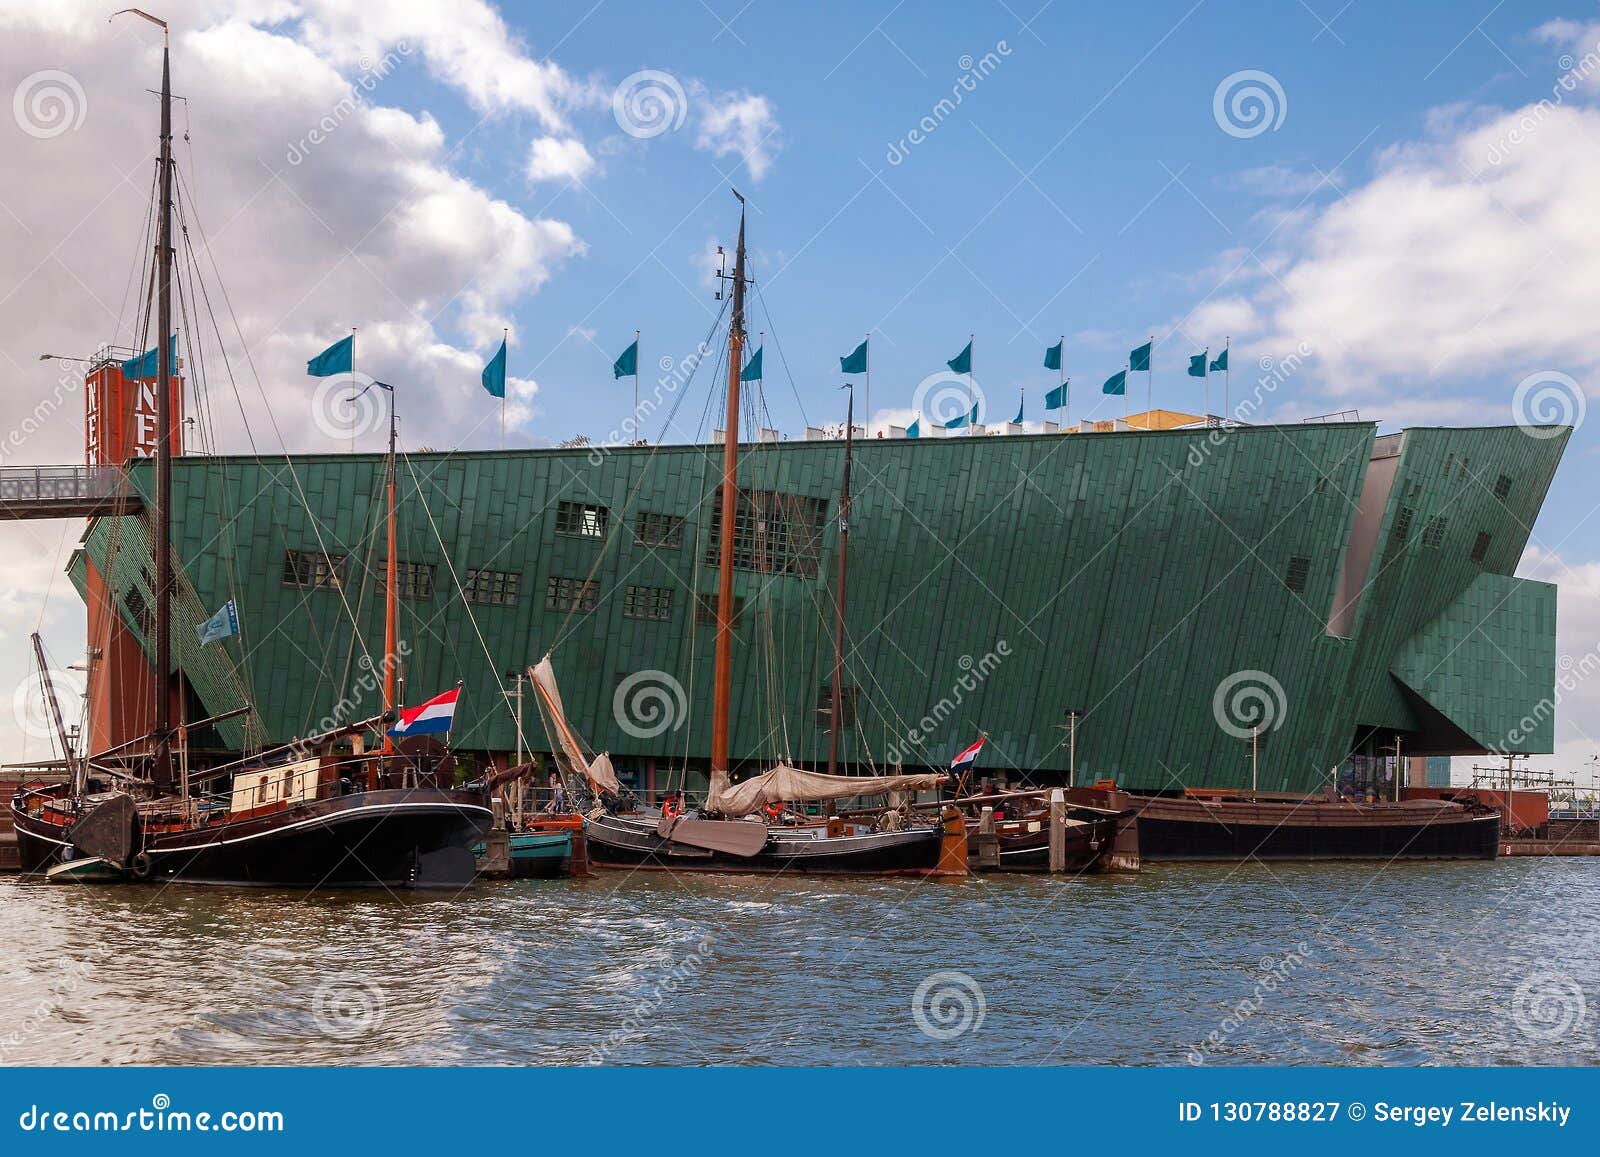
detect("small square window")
(1284, 555), (1311, 594)
(623, 584), (673, 621)
(545, 575), (598, 613)
(1470, 532), (1492, 565)
(555, 501), (608, 538)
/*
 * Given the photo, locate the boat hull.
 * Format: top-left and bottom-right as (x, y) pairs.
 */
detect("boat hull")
(585, 812), (948, 875)
(12, 788), (492, 888)
(1061, 789), (1501, 862)
(506, 830), (573, 878)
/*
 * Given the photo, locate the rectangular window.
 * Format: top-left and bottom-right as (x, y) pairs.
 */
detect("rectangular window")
(378, 560), (436, 600)
(694, 592), (745, 627)
(815, 684), (858, 728)
(634, 511), (685, 549)
(1494, 474), (1514, 501)
(555, 500), (608, 538)
(1284, 555), (1311, 594)
(283, 549), (347, 589)
(464, 568), (521, 607)
(123, 587), (154, 637)
(1382, 506), (1414, 566)
(1470, 532), (1492, 564)
(704, 489), (829, 577)
(623, 584), (674, 621)
(545, 575), (598, 613)
(1422, 515), (1448, 550)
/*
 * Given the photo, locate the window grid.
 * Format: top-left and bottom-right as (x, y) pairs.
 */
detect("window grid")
(704, 488), (829, 577)
(634, 511), (685, 549)
(283, 549), (347, 589)
(1284, 555), (1311, 594)
(465, 568), (521, 607)
(555, 501), (609, 538)
(545, 575), (599, 613)
(378, 560), (436, 600)
(1470, 532), (1492, 565)
(623, 584), (674, 621)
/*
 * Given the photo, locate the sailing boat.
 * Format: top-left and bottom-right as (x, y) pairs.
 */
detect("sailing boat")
(534, 195), (966, 876)
(9, 14), (490, 888)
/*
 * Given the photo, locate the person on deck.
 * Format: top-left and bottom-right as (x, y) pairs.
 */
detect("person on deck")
(545, 772), (568, 815)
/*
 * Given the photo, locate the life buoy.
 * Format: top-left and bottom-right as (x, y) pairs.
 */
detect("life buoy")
(130, 852), (153, 881)
(662, 797), (682, 820)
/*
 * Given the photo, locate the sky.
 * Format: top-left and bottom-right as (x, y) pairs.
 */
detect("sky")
(1, 0), (1598, 786)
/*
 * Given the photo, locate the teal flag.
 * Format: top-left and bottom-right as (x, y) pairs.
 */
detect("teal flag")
(1210, 348), (1229, 373)
(840, 338), (868, 374)
(196, 598), (239, 646)
(947, 341), (973, 375)
(943, 402), (978, 429)
(1044, 341), (1062, 371)
(612, 338), (638, 379)
(1103, 370), (1127, 396)
(1188, 353), (1207, 378)
(740, 345), (763, 382)
(1044, 382), (1067, 409)
(1013, 393), (1024, 425)
(121, 334), (177, 380)
(1129, 341), (1151, 373)
(906, 417), (920, 439)
(307, 335), (353, 378)
(482, 338), (507, 399)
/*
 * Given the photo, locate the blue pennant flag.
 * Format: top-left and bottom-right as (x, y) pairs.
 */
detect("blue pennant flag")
(1045, 381), (1068, 410)
(947, 340), (973, 375)
(1013, 392), (1024, 425)
(1129, 340), (1152, 373)
(1103, 369), (1127, 396)
(943, 402), (978, 430)
(121, 334), (177, 380)
(307, 335), (353, 378)
(1188, 353), (1208, 378)
(196, 598), (239, 646)
(906, 416), (920, 439)
(840, 338), (868, 374)
(613, 338), (638, 379)
(1044, 340), (1062, 372)
(1210, 348), (1229, 373)
(740, 345), (763, 382)
(482, 337), (507, 399)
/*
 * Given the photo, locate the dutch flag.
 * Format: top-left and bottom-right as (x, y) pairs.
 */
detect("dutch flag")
(949, 734), (986, 775)
(387, 685), (461, 738)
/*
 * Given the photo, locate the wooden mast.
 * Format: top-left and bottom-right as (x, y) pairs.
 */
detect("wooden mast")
(149, 12), (175, 788)
(710, 193), (747, 779)
(827, 389), (852, 775)
(380, 386), (398, 768)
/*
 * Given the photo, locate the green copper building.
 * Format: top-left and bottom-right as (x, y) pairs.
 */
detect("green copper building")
(71, 418), (1568, 795)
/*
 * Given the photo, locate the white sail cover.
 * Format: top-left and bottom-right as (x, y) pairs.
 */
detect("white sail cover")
(706, 763), (946, 818)
(530, 655), (620, 794)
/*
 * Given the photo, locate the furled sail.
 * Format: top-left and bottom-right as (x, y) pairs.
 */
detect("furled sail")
(529, 655), (620, 795)
(707, 763), (946, 818)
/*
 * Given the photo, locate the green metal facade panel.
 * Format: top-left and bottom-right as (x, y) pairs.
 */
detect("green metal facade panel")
(1390, 573), (1558, 753)
(84, 421), (1566, 791)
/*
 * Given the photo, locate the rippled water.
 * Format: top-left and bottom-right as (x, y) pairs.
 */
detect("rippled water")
(2, 859), (1597, 1066)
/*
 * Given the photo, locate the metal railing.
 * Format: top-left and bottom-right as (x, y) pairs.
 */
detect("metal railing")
(0, 465), (139, 516)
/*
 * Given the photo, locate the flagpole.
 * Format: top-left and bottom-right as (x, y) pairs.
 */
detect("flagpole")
(500, 326), (507, 451)
(349, 325), (357, 455)
(1125, 361), (1130, 421)
(1146, 333), (1154, 419)
(1059, 334), (1066, 429)
(1203, 346), (1210, 428)
(1224, 335), (1231, 424)
(864, 332), (871, 436)
(633, 328), (640, 445)
(968, 333), (974, 437)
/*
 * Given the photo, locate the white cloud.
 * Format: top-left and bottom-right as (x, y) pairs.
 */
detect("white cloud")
(525, 136), (595, 183)
(693, 88), (779, 180)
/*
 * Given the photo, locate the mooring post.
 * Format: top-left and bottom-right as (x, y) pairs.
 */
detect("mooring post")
(976, 806), (999, 870)
(1048, 788), (1066, 873)
(483, 795), (509, 877)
